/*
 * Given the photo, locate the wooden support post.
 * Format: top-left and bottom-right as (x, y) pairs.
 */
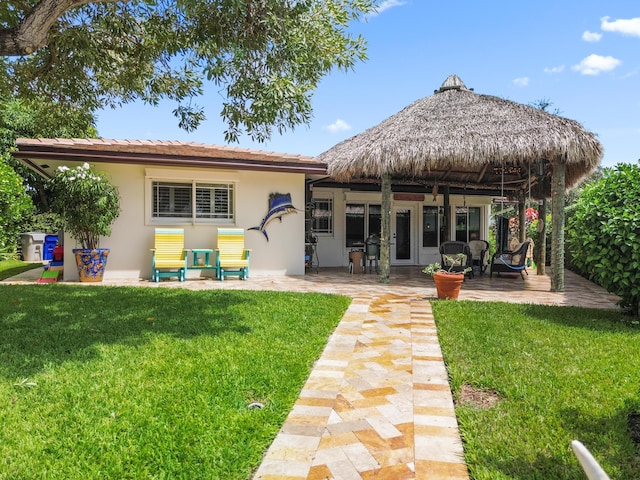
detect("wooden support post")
(443, 186), (450, 242)
(537, 196), (547, 276)
(379, 172), (391, 284)
(550, 157), (565, 292)
(518, 193), (526, 243)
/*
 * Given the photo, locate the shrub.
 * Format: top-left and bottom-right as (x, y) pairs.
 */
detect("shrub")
(20, 212), (64, 235)
(48, 163), (120, 250)
(566, 163), (640, 315)
(0, 160), (34, 253)
(0, 246), (18, 261)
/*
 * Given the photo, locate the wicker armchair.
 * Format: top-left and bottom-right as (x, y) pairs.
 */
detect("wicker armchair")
(439, 241), (473, 277)
(468, 239), (490, 274)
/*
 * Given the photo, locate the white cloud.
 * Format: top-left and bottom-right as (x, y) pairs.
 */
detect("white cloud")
(513, 77), (529, 87)
(572, 54), (621, 75)
(601, 16), (640, 37)
(544, 65), (565, 74)
(369, 0), (407, 17)
(582, 30), (602, 42)
(324, 119), (351, 133)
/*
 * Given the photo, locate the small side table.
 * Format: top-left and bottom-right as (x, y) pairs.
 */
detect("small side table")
(189, 249), (218, 276)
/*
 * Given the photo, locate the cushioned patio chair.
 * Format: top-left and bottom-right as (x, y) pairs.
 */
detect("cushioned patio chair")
(468, 239), (490, 274)
(150, 228), (188, 282)
(439, 241), (473, 278)
(216, 228), (251, 281)
(489, 240), (530, 279)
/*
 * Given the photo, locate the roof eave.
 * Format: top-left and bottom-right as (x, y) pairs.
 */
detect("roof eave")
(13, 145), (328, 176)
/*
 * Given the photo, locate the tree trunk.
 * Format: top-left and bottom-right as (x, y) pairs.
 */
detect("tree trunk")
(550, 158), (565, 291)
(379, 172), (391, 284)
(537, 196), (547, 276)
(0, 0), (115, 56)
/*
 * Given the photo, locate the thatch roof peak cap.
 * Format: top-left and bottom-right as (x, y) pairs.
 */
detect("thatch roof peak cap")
(435, 74), (473, 94)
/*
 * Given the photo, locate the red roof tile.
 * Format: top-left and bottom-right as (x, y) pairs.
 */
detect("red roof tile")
(15, 138), (327, 174)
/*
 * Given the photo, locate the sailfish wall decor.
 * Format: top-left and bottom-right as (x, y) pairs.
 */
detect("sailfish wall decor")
(249, 192), (298, 241)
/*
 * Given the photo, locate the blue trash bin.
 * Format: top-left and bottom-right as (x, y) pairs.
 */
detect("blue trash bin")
(43, 235), (58, 261)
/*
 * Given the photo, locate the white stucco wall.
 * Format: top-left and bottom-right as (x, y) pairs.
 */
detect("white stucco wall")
(311, 187), (492, 269)
(60, 162), (306, 281)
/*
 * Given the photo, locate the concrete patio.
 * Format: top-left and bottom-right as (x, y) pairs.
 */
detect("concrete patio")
(3, 266), (622, 479)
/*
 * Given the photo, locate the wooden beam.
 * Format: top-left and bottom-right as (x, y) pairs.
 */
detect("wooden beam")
(476, 164), (489, 183)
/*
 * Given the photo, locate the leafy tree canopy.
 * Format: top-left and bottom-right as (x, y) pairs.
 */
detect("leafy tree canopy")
(0, 0), (375, 142)
(1, 96), (97, 211)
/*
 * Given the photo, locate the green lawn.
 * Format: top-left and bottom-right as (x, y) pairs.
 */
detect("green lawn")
(433, 300), (640, 480)
(0, 285), (350, 479)
(0, 259), (42, 280)
(4, 260), (639, 479)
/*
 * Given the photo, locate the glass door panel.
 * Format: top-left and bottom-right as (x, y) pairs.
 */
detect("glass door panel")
(392, 206), (414, 264)
(455, 207), (467, 242)
(455, 206), (481, 242)
(422, 206), (439, 247)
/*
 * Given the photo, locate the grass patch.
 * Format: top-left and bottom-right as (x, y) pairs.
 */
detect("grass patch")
(0, 260), (42, 280)
(0, 285), (350, 479)
(433, 300), (640, 479)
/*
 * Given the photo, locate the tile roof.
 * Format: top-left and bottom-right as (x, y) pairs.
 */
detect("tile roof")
(15, 138), (327, 174)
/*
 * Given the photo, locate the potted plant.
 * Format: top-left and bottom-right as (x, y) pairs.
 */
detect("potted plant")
(49, 163), (120, 282)
(422, 254), (472, 300)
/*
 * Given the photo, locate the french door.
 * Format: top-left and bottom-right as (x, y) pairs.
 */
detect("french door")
(391, 206), (415, 264)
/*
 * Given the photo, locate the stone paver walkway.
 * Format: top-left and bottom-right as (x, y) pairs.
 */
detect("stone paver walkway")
(254, 294), (468, 480)
(4, 267), (621, 479)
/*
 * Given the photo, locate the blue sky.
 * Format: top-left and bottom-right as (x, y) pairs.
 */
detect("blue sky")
(96, 0), (639, 168)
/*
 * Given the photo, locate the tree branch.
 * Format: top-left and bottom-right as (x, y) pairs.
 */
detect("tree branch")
(0, 0), (122, 56)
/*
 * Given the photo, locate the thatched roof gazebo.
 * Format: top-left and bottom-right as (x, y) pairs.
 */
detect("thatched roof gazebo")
(316, 74), (603, 290)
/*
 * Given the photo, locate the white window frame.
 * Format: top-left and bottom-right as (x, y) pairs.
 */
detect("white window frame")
(310, 195), (334, 236)
(454, 205), (482, 242)
(145, 168), (238, 225)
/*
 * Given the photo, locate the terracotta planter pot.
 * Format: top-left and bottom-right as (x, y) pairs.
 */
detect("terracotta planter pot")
(73, 248), (110, 282)
(433, 271), (465, 299)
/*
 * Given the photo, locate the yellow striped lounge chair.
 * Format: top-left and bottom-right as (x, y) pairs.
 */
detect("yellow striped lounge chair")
(215, 228), (251, 281)
(150, 228), (188, 282)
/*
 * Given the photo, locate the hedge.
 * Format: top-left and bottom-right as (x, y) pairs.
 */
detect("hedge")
(566, 163), (640, 316)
